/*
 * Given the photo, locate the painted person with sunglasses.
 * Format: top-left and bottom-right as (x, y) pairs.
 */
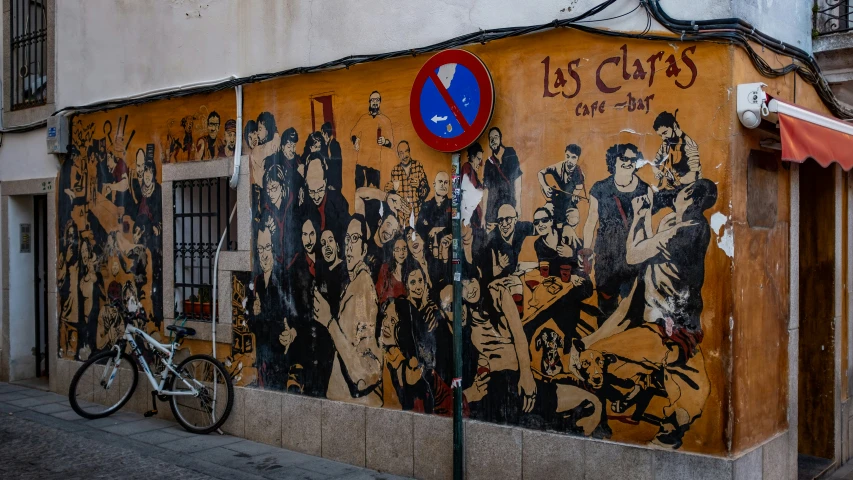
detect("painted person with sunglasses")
(486, 204), (535, 281)
(582, 143), (653, 317)
(249, 217), (288, 390)
(312, 214), (383, 406)
(533, 205), (584, 287)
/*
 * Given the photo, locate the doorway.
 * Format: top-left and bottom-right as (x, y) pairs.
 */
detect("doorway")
(33, 195), (48, 379)
(797, 160), (838, 478)
(6, 194), (47, 384)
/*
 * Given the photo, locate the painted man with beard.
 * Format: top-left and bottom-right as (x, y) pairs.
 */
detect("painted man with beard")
(486, 204), (535, 281)
(483, 127), (522, 225)
(285, 215), (329, 395)
(218, 119), (237, 158)
(416, 171), (450, 245)
(651, 111), (700, 191)
(300, 157), (350, 241)
(313, 214), (383, 405)
(350, 91), (393, 189)
(538, 143), (586, 223)
(385, 140), (429, 219)
(317, 229), (345, 318)
(195, 111), (222, 160)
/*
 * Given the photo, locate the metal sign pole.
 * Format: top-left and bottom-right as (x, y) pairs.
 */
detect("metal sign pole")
(450, 152), (464, 480)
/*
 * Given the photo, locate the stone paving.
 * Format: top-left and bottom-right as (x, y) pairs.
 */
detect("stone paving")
(832, 461), (853, 479)
(0, 382), (411, 480)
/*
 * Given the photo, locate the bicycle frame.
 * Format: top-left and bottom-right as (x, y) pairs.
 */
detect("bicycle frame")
(107, 324), (200, 397)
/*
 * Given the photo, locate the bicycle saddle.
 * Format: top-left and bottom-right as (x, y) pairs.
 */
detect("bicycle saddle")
(166, 325), (196, 337)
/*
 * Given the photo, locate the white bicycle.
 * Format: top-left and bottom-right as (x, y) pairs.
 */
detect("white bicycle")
(68, 323), (233, 434)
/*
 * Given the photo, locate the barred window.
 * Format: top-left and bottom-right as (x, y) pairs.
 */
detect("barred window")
(10, 0), (47, 110)
(173, 177), (236, 321)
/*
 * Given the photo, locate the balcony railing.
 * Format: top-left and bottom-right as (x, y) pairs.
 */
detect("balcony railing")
(815, 0), (853, 36)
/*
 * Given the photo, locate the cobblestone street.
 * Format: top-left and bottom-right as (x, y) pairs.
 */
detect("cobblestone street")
(0, 382), (408, 480)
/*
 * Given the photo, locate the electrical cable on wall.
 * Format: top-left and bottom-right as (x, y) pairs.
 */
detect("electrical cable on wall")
(51, 0), (851, 121)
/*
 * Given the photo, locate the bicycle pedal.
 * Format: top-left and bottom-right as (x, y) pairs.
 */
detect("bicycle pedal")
(143, 409), (158, 417)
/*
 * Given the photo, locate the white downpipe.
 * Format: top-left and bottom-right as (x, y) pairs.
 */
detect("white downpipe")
(212, 85), (243, 359)
(209, 202), (236, 434)
(230, 85), (243, 188)
(211, 204), (236, 359)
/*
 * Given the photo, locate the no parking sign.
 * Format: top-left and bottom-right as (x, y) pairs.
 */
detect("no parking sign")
(410, 49), (495, 152)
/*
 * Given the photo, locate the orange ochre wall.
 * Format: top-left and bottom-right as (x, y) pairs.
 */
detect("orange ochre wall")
(56, 28), (820, 456)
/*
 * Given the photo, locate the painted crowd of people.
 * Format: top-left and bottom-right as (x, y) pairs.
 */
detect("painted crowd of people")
(55, 90), (718, 450)
(58, 119), (165, 361)
(244, 91), (717, 449)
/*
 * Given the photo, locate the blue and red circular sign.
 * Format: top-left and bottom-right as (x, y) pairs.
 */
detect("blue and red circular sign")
(410, 49), (495, 153)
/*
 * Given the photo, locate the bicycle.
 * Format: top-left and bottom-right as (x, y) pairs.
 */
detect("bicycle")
(68, 323), (234, 434)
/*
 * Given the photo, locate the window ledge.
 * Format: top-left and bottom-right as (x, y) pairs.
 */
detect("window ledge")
(2, 103), (53, 130)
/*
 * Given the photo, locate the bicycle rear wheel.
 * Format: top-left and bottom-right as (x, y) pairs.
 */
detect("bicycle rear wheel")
(168, 354), (233, 434)
(69, 350), (138, 419)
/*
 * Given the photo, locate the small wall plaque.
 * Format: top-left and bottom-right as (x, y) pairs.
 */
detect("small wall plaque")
(20, 223), (31, 253)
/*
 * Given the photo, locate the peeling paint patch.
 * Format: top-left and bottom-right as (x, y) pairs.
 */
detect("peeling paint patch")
(436, 63), (457, 89)
(710, 212), (733, 257)
(717, 228), (734, 258)
(460, 175), (482, 227)
(710, 212), (727, 235)
(619, 128), (640, 135)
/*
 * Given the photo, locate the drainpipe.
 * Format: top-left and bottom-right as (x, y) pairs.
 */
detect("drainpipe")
(229, 85), (243, 189)
(211, 203), (236, 360)
(212, 84), (243, 358)
(450, 152), (464, 480)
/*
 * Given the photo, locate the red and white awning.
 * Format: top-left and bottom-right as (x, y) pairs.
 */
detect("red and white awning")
(736, 83), (853, 170)
(770, 98), (853, 170)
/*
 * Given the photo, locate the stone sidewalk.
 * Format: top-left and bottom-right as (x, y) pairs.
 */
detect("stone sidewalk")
(0, 382), (411, 479)
(832, 461), (853, 479)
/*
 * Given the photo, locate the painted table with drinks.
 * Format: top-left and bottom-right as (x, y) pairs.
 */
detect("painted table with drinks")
(499, 250), (599, 358)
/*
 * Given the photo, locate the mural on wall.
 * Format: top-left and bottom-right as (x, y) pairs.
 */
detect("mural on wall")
(57, 90), (236, 361)
(58, 29), (730, 454)
(225, 271), (256, 386)
(238, 29), (727, 453)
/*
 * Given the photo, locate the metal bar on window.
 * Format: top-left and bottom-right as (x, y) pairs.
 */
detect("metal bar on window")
(207, 178), (212, 290)
(816, 0), (853, 35)
(9, 0), (47, 110)
(216, 178), (221, 253)
(172, 177), (230, 322)
(190, 180), (196, 318)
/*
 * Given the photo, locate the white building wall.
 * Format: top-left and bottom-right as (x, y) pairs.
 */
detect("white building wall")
(0, 128), (58, 182)
(54, 0), (815, 110)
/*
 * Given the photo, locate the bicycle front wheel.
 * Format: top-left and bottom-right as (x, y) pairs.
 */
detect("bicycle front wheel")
(69, 350), (138, 419)
(168, 354), (233, 434)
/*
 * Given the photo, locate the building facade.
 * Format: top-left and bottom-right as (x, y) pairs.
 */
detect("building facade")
(1, 1), (850, 478)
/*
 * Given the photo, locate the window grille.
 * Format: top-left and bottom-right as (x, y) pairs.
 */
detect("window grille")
(10, 0), (47, 110)
(815, 1), (853, 35)
(173, 177), (236, 321)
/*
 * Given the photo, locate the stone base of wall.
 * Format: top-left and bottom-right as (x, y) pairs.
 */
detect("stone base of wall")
(51, 358), (792, 479)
